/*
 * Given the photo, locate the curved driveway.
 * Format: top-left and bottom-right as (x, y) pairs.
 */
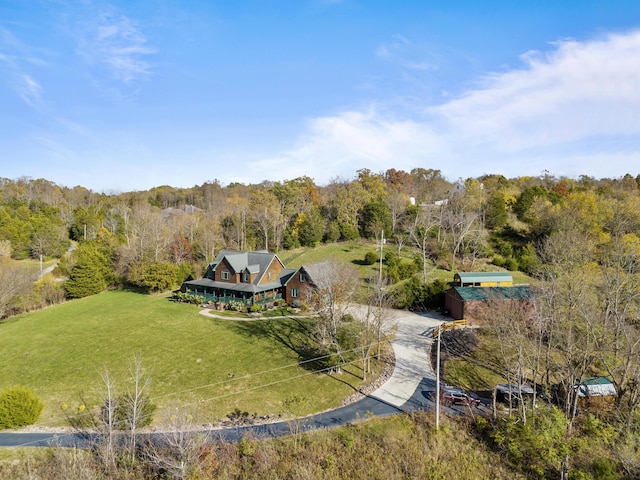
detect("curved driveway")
(0, 309), (445, 447)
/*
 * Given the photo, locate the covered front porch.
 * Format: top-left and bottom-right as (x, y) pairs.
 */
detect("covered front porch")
(181, 278), (283, 306)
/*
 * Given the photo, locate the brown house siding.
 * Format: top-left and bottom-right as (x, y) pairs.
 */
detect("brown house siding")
(259, 259), (284, 285)
(216, 258), (236, 283)
(285, 268), (314, 304)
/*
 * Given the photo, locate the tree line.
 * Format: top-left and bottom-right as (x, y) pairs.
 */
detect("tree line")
(0, 170), (639, 318)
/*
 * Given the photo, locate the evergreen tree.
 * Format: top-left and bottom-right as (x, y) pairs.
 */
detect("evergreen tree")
(64, 242), (113, 298)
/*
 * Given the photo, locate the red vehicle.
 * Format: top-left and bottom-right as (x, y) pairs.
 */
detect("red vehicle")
(441, 386), (481, 407)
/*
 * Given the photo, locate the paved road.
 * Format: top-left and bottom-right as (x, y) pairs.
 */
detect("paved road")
(0, 309), (445, 448)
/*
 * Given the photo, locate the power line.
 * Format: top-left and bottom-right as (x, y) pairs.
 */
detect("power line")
(11, 340), (388, 437)
(8, 347), (383, 448)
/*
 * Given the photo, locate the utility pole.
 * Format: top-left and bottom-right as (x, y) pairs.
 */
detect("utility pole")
(435, 324), (441, 432)
(379, 230), (385, 285)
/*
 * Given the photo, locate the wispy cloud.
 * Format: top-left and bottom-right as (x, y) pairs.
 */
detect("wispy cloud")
(248, 30), (640, 183)
(0, 27), (45, 108)
(77, 10), (155, 84)
(18, 75), (43, 106)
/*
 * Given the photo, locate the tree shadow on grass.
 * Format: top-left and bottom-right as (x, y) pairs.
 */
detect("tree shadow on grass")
(351, 259), (373, 266)
(227, 317), (330, 373)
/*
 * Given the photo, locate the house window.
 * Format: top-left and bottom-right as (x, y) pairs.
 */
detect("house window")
(291, 288), (298, 298)
(244, 272), (249, 283)
(268, 272), (272, 280)
(300, 272), (306, 282)
(221, 270), (230, 281)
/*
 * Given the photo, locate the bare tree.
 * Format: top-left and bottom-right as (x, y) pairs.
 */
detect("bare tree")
(99, 368), (118, 473)
(367, 278), (397, 361)
(440, 192), (480, 269)
(408, 204), (439, 282)
(125, 357), (153, 455)
(0, 260), (35, 319)
(304, 260), (360, 372)
(536, 229), (601, 432)
(479, 294), (537, 422)
(596, 200), (640, 425)
(142, 409), (210, 480)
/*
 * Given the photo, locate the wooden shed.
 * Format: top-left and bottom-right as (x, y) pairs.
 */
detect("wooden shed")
(575, 377), (617, 412)
(444, 285), (532, 321)
(453, 272), (513, 287)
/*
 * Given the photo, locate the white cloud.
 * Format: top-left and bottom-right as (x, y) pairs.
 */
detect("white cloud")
(247, 109), (444, 183)
(433, 31), (640, 150)
(78, 11), (155, 84)
(18, 75), (42, 106)
(251, 30), (640, 183)
(0, 27), (46, 108)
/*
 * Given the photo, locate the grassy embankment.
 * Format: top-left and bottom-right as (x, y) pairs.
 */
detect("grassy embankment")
(0, 413), (525, 479)
(0, 290), (384, 428)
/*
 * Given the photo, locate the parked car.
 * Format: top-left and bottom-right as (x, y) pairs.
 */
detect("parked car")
(495, 384), (549, 405)
(442, 386), (481, 407)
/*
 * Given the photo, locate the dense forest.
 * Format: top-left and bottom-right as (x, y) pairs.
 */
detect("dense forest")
(1, 169), (639, 317)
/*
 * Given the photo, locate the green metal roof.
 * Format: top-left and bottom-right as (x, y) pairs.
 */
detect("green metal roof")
(575, 377), (617, 397)
(453, 285), (532, 302)
(455, 272), (513, 284)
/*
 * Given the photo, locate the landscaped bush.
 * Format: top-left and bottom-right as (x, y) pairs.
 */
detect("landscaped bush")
(363, 251), (378, 265)
(173, 291), (202, 304)
(226, 300), (247, 312)
(0, 386), (44, 430)
(249, 303), (262, 313)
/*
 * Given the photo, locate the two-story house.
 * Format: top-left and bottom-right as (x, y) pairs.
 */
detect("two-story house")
(180, 249), (319, 307)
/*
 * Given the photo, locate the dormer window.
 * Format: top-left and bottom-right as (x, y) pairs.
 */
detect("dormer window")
(243, 272), (250, 283)
(221, 270), (230, 281)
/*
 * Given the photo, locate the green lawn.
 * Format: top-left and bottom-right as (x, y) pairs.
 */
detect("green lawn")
(0, 291), (379, 427)
(279, 241), (382, 279)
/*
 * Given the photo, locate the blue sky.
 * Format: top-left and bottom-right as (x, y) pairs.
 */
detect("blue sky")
(1, 0), (639, 192)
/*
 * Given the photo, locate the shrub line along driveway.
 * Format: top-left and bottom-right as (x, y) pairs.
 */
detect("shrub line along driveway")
(0, 308), (445, 447)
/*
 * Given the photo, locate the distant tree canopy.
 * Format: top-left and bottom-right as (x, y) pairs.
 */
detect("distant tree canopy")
(0, 171), (639, 312)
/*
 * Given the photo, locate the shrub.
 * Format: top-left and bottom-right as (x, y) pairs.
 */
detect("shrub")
(397, 276), (449, 310)
(226, 300), (246, 312)
(0, 386), (44, 429)
(363, 251), (378, 265)
(249, 303), (262, 313)
(173, 291), (202, 304)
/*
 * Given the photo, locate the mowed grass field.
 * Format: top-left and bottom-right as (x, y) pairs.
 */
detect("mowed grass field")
(0, 290), (376, 428)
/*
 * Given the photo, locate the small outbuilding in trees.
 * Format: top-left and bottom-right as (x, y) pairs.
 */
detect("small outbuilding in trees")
(575, 377), (617, 413)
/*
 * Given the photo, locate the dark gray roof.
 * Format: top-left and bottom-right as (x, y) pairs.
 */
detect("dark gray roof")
(280, 268), (296, 284)
(298, 261), (330, 286)
(184, 252), (295, 296)
(212, 249), (285, 285)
